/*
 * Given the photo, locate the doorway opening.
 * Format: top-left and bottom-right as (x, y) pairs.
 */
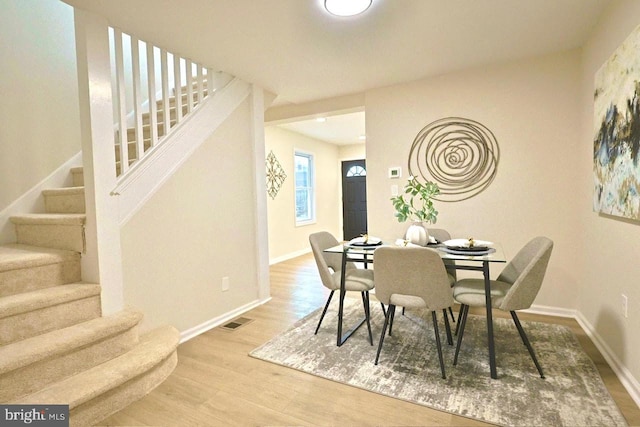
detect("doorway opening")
(264, 109), (366, 262)
(342, 159), (368, 240)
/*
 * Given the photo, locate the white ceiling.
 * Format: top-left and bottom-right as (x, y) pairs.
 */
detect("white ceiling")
(63, 0), (611, 143)
(277, 111), (366, 145)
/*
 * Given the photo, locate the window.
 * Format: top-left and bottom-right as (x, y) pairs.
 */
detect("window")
(346, 165), (366, 177)
(294, 151), (315, 225)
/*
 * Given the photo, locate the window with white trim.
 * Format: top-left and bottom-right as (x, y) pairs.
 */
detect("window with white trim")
(294, 151), (315, 225)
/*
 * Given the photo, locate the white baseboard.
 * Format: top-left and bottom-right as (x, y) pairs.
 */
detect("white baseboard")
(179, 296), (272, 344)
(525, 303), (639, 406)
(573, 311), (640, 407)
(524, 303), (577, 318)
(269, 247), (311, 265)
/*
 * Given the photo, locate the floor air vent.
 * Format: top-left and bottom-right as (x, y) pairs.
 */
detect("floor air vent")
(221, 317), (253, 331)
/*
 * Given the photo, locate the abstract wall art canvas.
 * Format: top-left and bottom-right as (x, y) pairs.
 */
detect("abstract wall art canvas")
(594, 24), (640, 220)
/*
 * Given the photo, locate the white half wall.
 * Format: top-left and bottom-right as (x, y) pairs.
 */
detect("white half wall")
(120, 98), (260, 333)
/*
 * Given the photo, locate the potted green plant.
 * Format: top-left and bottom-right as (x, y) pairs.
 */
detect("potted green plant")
(391, 176), (440, 245)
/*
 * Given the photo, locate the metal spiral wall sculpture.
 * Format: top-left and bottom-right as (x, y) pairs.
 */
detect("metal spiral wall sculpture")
(408, 117), (500, 202)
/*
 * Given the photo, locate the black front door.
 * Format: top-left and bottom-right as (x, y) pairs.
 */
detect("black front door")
(342, 159), (368, 240)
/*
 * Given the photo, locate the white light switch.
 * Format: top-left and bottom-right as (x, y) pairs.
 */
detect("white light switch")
(391, 185), (399, 196)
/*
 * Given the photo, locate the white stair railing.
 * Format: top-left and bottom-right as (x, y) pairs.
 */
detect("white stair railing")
(109, 28), (233, 178)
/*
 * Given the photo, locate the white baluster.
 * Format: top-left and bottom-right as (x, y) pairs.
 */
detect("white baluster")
(197, 64), (204, 105)
(160, 49), (170, 138)
(173, 54), (183, 124)
(110, 28), (220, 179)
(185, 59), (193, 113)
(146, 43), (159, 148)
(113, 28), (128, 176)
(131, 36), (144, 162)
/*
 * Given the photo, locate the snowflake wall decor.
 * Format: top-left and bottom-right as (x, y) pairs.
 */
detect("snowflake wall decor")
(266, 150), (287, 199)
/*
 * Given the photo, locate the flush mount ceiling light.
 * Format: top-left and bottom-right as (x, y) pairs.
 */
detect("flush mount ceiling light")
(324, 0), (373, 17)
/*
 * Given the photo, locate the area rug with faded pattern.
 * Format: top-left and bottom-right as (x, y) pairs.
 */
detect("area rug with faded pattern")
(249, 299), (628, 426)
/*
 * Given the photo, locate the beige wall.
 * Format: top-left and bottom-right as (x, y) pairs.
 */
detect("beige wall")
(338, 143), (366, 161)
(0, 0), (81, 210)
(121, 99), (259, 333)
(578, 0), (640, 391)
(265, 126), (343, 262)
(366, 50), (583, 309)
(362, 5), (640, 391)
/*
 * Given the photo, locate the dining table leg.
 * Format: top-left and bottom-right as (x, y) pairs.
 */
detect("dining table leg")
(336, 247), (368, 346)
(483, 261), (498, 379)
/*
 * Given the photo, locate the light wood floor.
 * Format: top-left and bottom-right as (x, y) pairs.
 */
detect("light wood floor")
(100, 253), (640, 426)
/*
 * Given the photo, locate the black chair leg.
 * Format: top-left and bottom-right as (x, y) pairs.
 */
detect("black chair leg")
(388, 304), (396, 336)
(375, 304), (395, 365)
(448, 307), (456, 323)
(362, 291), (373, 345)
(455, 304), (466, 336)
(402, 307), (405, 315)
(432, 311), (446, 379)
(314, 290), (334, 335)
(453, 304), (469, 365)
(511, 311), (545, 379)
(380, 302), (386, 317)
(442, 309), (453, 346)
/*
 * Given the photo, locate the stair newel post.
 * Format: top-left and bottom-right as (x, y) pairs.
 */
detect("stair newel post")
(74, 9), (125, 315)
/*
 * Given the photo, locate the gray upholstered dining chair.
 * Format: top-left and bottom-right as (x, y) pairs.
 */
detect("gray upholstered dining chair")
(452, 236), (554, 378)
(309, 232), (375, 342)
(397, 228), (457, 327)
(373, 246), (454, 379)
(428, 228), (457, 321)
(428, 228), (457, 276)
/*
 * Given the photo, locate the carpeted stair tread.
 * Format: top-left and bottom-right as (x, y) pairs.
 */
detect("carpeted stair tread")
(15, 326), (180, 408)
(0, 244), (80, 273)
(0, 283), (101, 319)
(41, 187), (85, 196)
(0, 310), (143, 375)
(10, 213), (86, 225)
(0, 310), (143, 402)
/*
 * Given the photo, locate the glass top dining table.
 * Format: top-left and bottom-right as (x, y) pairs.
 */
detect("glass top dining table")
(324, 241), (507, 379)
(325, 241), (506, 263)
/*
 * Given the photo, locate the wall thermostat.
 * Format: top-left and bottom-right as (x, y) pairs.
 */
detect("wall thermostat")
(388, 167), (401, 179)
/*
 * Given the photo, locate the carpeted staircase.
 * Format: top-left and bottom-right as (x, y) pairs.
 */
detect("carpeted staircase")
(1, 168), (180, 425)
